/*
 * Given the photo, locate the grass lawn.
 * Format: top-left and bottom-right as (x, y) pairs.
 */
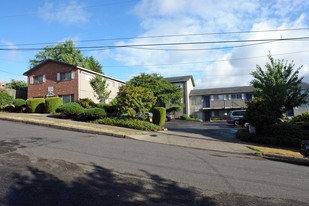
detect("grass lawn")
(247, 145), (304, 157)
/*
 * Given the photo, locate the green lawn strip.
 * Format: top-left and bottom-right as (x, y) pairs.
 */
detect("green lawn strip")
(247, 146), (263, 157)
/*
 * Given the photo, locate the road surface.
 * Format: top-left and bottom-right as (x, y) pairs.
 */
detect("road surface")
(0, 120), (308, 205)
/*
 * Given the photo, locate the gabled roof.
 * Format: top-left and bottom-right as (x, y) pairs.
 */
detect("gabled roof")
(164, 75), (195, 86)
(190, 86), (255, 96)
(23, 59), (125, 83)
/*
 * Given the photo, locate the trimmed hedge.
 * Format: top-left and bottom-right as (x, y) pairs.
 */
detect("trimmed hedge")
(83, 108), (107, 121)
(76, 98), (96, 109)
(26, 98), (45, 113)
(153, 107), (166, 127)
(55, 103), (84, 118)
(45, 97), (62, 113)
(13, 98), (26, 112)
(95, 118), (161, 131)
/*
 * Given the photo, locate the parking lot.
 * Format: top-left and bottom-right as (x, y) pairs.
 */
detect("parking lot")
(164, 119), (240, 142)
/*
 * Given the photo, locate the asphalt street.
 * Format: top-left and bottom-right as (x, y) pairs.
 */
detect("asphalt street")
(0, 120), (308, 205)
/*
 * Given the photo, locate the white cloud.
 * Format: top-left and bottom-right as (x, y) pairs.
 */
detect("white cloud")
(115, 0), (309, 86)
(37, 0), (90, 25)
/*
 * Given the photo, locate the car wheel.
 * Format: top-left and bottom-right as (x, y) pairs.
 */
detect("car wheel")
(234, 120), (241, 126)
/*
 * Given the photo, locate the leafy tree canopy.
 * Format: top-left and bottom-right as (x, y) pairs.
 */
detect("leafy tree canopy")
(127, 73), (183, 106)
(250, 52), (309, 119)
(90, 75), (111, 103)
(29, 40), (103, 74)
(116, 86), (157, 118)
(6, 79), (27, 90)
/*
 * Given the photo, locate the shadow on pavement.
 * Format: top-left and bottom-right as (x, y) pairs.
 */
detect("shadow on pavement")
(6, 164), (215, 206)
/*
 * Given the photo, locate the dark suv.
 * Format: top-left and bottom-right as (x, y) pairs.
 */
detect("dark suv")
(226, 110), (246, 126)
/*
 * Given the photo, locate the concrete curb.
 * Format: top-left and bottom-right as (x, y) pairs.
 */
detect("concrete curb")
(0, 117), (127, 139)
(262, 152), (309, 165)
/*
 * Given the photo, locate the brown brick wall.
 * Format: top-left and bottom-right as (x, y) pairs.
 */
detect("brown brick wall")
(27, 62), (79, 101)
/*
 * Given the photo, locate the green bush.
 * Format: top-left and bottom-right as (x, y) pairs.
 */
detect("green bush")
(13, 98), (26, 112)
(97, 103), (118, 115)
(244, 97), (277, 134)
(291, 112), (309, 124)
(237, 122), (309, 148)
(153, 107), (166, 127)
(55, 103), (84, 118)
(76, 98), (96, 109)
(26, 98), (45, 113)
(0, 89), (13, 111)
(95, 117), (161, 131)
(166, 106), (181, 114)
(83, 108), (107, 121)
(45, 97), (62, 113)
(180, 114), (190, 120)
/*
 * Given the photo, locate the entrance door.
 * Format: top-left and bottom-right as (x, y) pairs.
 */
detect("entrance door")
(205, 111), (211, 121)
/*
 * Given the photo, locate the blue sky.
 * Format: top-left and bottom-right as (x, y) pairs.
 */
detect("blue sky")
(1, 0), (309, 88)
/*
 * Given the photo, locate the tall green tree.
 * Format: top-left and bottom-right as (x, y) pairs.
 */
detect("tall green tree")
(116, 86), (157, 118)
(127, 73), (183, 107)
(250, 53), (308, 121)
(90, 75), (111, 103)
(29, 40), (103, 73)
(6, 79), (27, 90)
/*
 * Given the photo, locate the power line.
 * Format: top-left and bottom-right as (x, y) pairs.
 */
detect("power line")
(102, 49), (309, 68)
(1, 27), (309, 47)
(1, 36), (308, 51)
(0, 69), (23, 76)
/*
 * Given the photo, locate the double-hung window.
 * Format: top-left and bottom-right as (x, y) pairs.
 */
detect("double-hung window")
(32, 75), (45, 84)
(231, 94), (242, 99)
(60, 72), (72, 80)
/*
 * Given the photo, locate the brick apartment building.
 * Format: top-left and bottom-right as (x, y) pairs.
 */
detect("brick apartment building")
(23, 59), (125, 104)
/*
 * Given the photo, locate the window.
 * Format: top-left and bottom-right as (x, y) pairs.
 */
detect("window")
(33, 75), (44, 84)
(191, 96), (202, 105)
(231, 94), (242, 99)
(213, 95), (226, 100)
(60, 94), (74, 104)
(173, 83), (183, 88)
(194, 112), (203, 120)
(112, 81), (115, 87)
(60, 72), (72, 81)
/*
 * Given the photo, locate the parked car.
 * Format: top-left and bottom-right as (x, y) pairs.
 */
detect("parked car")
(226, 110), (246, 126)
(166, 113), (174, 121)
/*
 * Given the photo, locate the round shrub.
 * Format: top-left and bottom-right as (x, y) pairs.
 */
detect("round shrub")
(45, 97), (62, 113)
(76, 98), (96, 109)
(56, 103), (84, 118)
(83, 108), (106, 121)
(153, 107), (166, 127)
(97, 103), (118, 115)
(13, 98), (26, 112)
(0, 89), (13, 111)
(26, 98), (45, 113)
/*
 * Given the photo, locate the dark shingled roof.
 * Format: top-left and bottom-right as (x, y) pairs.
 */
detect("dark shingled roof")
(164, 75), (195, 86)
(23, 59), (125, 83)
(190, 86), (255, 96)
(190, 82), (309, 96)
